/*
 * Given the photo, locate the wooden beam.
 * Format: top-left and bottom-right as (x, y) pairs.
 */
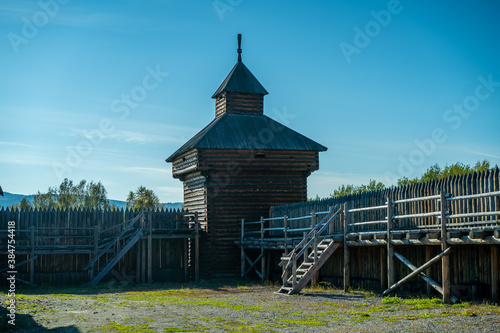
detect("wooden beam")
(387, 197), (395, 294)
(492, 245), (499, 302)
(343, 203), (350, 292)
(426, 246), (433, 296)
(30, 225), (35, 285)
(383, 248), (454, 301)
(243, 252), (264, 277)
(441, 191), (451, 303)
(194, 213), (199, 282)
(147, 212), (153, 284)
(380, 247), (387, 290)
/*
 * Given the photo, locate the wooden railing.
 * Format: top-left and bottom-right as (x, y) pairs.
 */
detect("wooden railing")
(239, 190), (500, 302)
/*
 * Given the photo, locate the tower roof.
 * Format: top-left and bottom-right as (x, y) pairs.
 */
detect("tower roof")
(166, 113), (327, 162)
(212, 34), (268, 98)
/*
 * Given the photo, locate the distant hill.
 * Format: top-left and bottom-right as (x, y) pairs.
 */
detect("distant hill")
(0, 192), (183, 210)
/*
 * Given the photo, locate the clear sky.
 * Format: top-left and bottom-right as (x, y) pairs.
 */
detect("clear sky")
(1, 0), (499, 203)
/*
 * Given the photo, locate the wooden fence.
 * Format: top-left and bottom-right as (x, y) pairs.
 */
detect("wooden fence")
(270, 168), (500, 226)
(238, 169), (500, 300)
(0, 208), (201, 286)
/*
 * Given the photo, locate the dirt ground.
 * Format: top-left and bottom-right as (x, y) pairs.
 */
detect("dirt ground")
(2, 280), (500, 332)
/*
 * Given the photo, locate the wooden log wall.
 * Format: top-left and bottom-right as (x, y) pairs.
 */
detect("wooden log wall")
(215, 92), (264, 118)
(0, 208), (191, 286)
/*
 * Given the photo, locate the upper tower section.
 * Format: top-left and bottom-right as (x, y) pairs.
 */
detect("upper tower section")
(212, 34), (268, 119)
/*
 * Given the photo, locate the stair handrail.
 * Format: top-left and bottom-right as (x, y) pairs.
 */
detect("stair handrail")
(84, 212), (144, 271)
(279, 205), (340, 269)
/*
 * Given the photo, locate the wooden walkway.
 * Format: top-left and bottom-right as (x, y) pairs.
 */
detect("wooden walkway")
(0, 210), (202, 286)
(237, 190), (500, 302)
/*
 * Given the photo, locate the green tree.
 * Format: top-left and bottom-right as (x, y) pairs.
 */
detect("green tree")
(397, 160), (495, 186)
(33, 178), (109, 209)
(84, 181), (109, 209)
(19, 198), (32, 210)
(330, 179), (385, 198)
(126, 186), (162, 211)
(33, 191), (57, 209)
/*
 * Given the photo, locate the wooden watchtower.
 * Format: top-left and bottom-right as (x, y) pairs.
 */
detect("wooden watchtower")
(166, 35), (327, 278)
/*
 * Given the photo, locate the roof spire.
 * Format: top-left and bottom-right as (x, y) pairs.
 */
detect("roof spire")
(237, 34), (242, 62)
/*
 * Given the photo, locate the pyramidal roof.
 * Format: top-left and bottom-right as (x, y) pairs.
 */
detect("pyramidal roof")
(212, 34), (268, 98)
(166, 113), (327, 162)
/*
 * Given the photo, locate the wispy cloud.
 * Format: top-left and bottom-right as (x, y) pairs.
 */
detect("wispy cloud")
(0, 141), (36, 148)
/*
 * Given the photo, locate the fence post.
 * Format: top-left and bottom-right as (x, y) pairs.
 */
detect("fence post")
(140, 213), (146, 283)
(311, 209), (316, 229)
(387, 197), (394, 293)
(241, 218), (245, 278)
(441, 191), (451, 303)
(343, 203), (350, 292)
(92, 225), (99, 279)
(147, 212), (152, 284)
(260, 216), (264, 244)
(260, 217), (265, 281)
(283, 216), (288, 255)
(30, 225), (35, 285)
(492, 245), (499, 302)
(328, 205), (334, 235)
(194, 212), (199, 282)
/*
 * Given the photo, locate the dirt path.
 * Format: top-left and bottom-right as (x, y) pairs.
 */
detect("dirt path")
(2, 280), (500, 332)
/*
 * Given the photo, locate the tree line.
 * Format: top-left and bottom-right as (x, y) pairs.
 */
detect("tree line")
(11, 178), (164, 211)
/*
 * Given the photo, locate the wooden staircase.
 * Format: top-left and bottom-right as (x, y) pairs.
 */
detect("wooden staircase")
(89, 229), (143, 286)
(85, 213), (144, 286)
(277, 206), (342, 295)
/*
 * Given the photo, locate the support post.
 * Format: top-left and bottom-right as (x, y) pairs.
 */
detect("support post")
(261, 249), (266, 282)
(141, 239), (146, 283)
(141, 214), (146, 283)
(441, 191), (451, 303)
(92, 225), (99, 279)
(147, 212), (152, 284)
(260, 216), (264, 245)
(387, 197), (394, 293)
(283, 216), (288, 255)
(260, 216), (265, 281)
(184, 238), (189, 281)
(30, 225), (35, 285)
(241, 218), (245, 278)
(380, 247), (387, 290)
(426, 246), (433, 296)
(492, 245), (499, 302)
(136, 239), (140, 283)
(292, 253), (297, 288)
(343, 203), (350, 292)
(194, 212), (199, 282)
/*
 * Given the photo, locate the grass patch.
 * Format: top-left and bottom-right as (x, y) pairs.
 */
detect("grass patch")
(104, 321), (154, 332)
(279, 318), (324, 326)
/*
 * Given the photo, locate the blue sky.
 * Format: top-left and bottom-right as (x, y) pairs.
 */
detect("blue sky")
(1, 0), (499, 203)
